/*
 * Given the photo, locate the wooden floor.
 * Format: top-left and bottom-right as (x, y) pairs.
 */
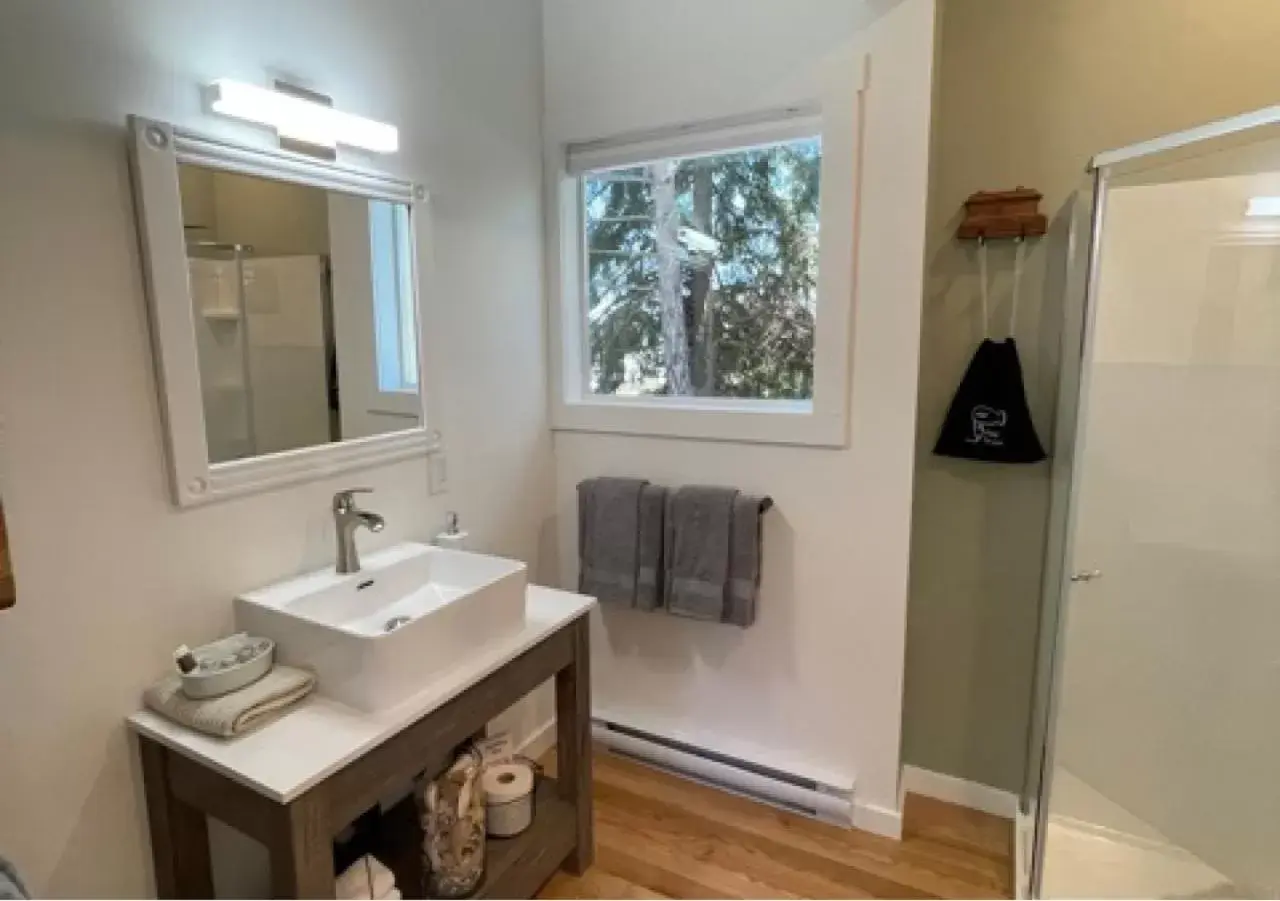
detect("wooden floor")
(539, 747), (1013, 900)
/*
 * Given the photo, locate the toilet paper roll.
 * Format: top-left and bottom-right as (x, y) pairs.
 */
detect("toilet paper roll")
(483, 762), (535, 837)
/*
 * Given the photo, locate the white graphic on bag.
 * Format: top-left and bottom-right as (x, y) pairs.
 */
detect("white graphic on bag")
(967, 405), (1007, 446)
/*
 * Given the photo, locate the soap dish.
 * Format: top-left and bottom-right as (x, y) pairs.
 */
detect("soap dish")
(180, 633), (275, 700)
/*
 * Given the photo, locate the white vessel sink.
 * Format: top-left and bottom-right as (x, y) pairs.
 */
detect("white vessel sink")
(235, 543), (527, 712)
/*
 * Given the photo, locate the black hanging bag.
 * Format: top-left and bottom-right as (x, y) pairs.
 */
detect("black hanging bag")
(934, 238), (1046, 464)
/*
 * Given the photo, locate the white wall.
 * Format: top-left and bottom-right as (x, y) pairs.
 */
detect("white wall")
(242, 256), (332, 457)
(542, 0), (936, 827)
(0, 1), (549, 895)
(1052, 166), (1280, 893)
(210, 171), (332, 257)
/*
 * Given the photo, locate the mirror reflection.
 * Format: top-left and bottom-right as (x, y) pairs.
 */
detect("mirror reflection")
(178, 164), (422, 464)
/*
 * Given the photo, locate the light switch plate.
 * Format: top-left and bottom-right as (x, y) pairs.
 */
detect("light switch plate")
(428, 452), (448, 495)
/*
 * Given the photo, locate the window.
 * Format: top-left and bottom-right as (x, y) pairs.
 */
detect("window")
(584, 137), (821, 400)
(550, 102), (861, 447)
(369, 199), (418, 393)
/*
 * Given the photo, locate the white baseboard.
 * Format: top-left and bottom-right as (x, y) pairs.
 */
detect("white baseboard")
(853, 799), (904, 839)
(902, 765), (1018, 819)
(517, 717), (557, 761)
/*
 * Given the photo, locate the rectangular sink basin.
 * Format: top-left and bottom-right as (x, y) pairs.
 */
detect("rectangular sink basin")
(235, 543), (527, 712)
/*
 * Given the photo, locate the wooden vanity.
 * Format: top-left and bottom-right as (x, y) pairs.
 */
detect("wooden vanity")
(129, 588), (595, 899)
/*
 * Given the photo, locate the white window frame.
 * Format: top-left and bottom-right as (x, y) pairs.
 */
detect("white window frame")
(547, 82), (864, 447)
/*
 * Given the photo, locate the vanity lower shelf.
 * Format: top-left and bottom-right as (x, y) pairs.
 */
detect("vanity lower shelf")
(377, 778), (576, 899)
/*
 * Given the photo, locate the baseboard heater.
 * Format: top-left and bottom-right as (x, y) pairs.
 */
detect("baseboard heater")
(591, 718), (855, 826)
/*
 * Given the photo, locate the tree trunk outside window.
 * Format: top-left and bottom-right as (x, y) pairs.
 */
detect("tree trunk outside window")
(650, 160), (692, 395)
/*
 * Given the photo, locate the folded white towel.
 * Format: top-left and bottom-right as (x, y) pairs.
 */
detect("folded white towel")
(335, 855), (395, 900)
(143, 665), (316, 738)
(377, 890), (401, 901)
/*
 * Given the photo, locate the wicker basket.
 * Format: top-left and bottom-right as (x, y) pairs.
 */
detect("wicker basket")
(418, 749), (486, 899)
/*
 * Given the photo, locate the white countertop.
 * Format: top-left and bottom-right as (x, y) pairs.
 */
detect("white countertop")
(128, 585), (595, 803)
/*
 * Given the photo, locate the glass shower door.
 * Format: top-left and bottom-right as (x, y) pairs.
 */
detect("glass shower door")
(1032, 115), (1280, 899)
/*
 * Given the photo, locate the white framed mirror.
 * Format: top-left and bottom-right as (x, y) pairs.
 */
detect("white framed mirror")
(128, 116), (437, 507)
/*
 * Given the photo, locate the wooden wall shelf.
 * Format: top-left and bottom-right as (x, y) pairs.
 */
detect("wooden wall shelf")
(0, 502), (13, 610)
(956, 187), (1047, 240)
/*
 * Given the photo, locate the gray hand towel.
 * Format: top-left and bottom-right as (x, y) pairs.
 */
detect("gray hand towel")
(635, 484), (667, 611)
(665, 485), (737, 621)
(726, 494), (770, 627)
(578, 477), (648, 605)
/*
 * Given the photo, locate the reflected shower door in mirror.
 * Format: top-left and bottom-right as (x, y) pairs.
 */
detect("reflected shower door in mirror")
(178, 164), (421, 464)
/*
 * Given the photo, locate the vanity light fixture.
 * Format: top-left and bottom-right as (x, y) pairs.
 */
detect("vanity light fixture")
(207, 79), (399, 154)
(1246, 196), (1280, 217)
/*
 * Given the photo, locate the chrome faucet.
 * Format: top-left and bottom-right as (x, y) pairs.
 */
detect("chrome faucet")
(333, 488), (385, 574)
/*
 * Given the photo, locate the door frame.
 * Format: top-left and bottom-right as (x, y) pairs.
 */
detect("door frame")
(1022, 100), (1280, 897)
(1022, 165), (1109, 898)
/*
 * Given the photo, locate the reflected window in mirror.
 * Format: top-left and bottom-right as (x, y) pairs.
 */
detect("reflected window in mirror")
(177, 164), (422, 465)
(369, 200), (419, 396)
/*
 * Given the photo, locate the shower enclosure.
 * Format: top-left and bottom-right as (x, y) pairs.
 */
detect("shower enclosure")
(187, 241), (258, 462)
(1025, 107), (1280, 899)
(186, 242), (334, 463)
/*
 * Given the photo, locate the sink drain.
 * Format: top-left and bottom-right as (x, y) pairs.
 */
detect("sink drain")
(383, 616), (411, 633)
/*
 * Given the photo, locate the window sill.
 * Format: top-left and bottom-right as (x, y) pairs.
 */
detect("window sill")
(551, 397), (847, 447)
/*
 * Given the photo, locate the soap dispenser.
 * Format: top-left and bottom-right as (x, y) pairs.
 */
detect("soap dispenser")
(433, 511), (469, 551)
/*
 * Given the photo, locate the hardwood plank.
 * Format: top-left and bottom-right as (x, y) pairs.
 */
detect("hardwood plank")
(596, 820), (800, 900)
(902, 793), (1013, 862)
(538, 872), (581, 899)
(542, 867), (671, 899)
(0, 503), (14, 610)
(138, 737), (215, 899)
(594, 780), (883, 899)
(540, 746), (1013, 901)
(590, 751), (1009, 897)
(269, 790), (335, 899)
(554, 616), (593, 874)
(166, 748), (277, 845)
(591, 843), (737, 901)
(139, 737), (180, 898)
(577, 869), (670, 900)
(597, 796), (872, 900)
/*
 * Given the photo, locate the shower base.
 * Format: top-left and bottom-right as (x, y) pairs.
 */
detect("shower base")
(1041, 768), (1256, 899)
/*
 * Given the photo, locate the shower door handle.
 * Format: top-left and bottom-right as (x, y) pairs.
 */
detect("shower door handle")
(1070, 570), (1102, 583)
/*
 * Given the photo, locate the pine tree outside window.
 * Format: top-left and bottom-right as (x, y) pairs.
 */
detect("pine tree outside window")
(550, 102), (862, 447)
(583, 138), (821, 401)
